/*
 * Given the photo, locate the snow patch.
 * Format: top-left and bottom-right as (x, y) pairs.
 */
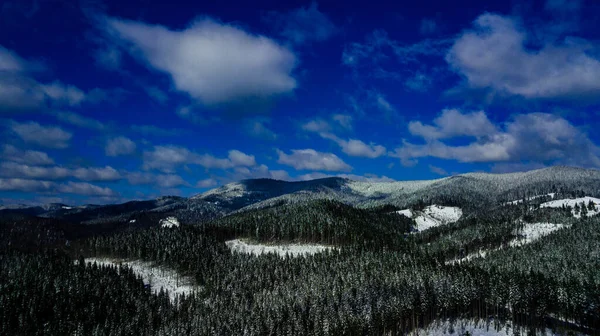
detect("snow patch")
(540, 197), (600, 218)
(85, 258), (195, 303)
(129, 219), (136, 223)
(411, 318), (572, 336)
(160, 216), (179, 228)
(449, 222), (569, 265)
(398, 205), (462, 231)
(62, 206), (72, 210)
(509, 222), (569, 247)
(225, 239), (333, 257)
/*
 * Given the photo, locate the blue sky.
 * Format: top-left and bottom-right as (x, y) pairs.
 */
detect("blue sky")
(1, 0), (600, 205)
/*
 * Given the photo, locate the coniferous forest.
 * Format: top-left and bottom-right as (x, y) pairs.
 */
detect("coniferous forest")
(1, 173), (600, 335)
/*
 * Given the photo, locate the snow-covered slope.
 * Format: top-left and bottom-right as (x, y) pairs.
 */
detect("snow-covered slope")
(509, 222), (569, 247)
(411, 318), (573, 336)
(85, 258), (196, 303)
(225, 239), (333, 257)
(397, 205), (462, 231)
(160, 216), (180, 228)
(540, 197), (600, 218)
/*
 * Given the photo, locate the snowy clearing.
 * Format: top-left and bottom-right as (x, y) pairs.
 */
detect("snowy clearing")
(160, 216), (180, 228)
(85, 258), (195, 303)
(410, 318), (579, 336)
(397, 205), (462, 231)
(448, 222), (569, 264)
(225, 239), (333, 257)
(509, 222), (569, 247)
(540, 197), (600, 218)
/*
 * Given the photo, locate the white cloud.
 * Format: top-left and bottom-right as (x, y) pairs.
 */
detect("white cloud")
(39, 82), (86, 106)
(11, 121), (72, 148)
(55, 111), (105, 130)
(373, 93), (395, 113)
(302, 119), (331, 133)
(0, 162), (121, 182)
(302, 120), (386, 158)
(1, 145), (53, 165)
(264, 2), (337, 45)
(246, 119), (277, 140)
(72, 166), (121, 181)
(0, 46), (99, 111)
(0, 178), (116, 196)
(276, 148), (352, 172)
(393, 110), (600, 168)
(105, 136), (136, 156)
(0, 178), (55, 192)
(428, 165), (448, 176)
(57, 181), (117, 197)
(408, 109), (497, 140)
(127, 172), (187, 188)
(447, 13), (600, 100)
(320, 133), (386, 158)
(196, 178), (218, 188)
(0, 162), (70, 180)
(105, 16), (297, 106)
(227, 150), (256, 167)
(332, 114), (352, 130)
(142, 145), (256, 172)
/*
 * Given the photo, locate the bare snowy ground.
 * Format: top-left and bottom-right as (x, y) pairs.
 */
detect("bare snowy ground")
(509, 222), (569, 247)
(159, 216), (180, 228)
(85, 258), (195, 303)
(225, 239), (333, 257)
(397, 205), (462, 231)
(410, 318), (581, 336)
(448, 222), (569, 264)
(540, 197), (600, 218)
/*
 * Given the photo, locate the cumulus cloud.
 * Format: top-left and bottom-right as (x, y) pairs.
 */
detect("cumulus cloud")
(55, 111), (105, 130)
(264, 2), (337, 45)
(127, 172), (188, 188)
(11, 121), (72, 148)
(1, 145), (53, 165)
(104, 16), (297, 106)
(320, 133), (386, 158)
(276, 148), (352, 172)
(197, 178), (218, 188)
(228, 150), (256, 167)
(72, 166), (121, 181)
(408, 109), (497, 140)
(0, 178), (116, 196)
(105, 136), (136, 156)
(428, 165), (448, 176)
(246, 119), (277, 140)
(0, 178), (55, 192)
(332, 114), (352, 130)
(393, 110), (600, 168)
(0, 46), (99, 111)
(302, 119), (386, 158)
(142, 145), (256, 172)
(0, 162), (121, 182)
(447, 13), (600, 100)
(57, 181), (117, 197)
